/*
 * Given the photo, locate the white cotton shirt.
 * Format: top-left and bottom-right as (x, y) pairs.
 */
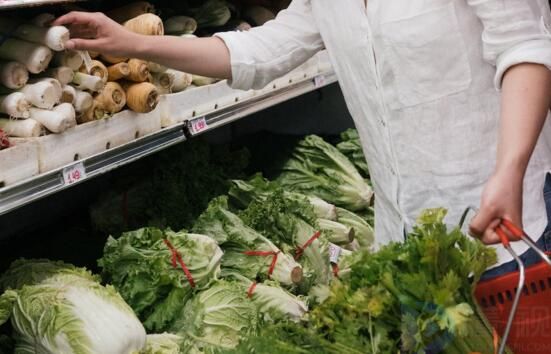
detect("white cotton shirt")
(215, 0), (551, 268)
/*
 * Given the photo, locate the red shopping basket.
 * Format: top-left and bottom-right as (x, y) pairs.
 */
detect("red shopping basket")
(475, 256), (551, 354)
(459, 211), (551, 354)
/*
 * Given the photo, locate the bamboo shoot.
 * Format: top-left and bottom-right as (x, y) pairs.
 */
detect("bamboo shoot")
(100, 54), (129, 64)
(80, 60), (108, 84)
(78, 101), (106, 124)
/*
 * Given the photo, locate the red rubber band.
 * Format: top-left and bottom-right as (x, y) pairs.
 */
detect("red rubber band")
(331, 263), (340, 278)
(163, 239), (196, 288)
(243, 250), (279, 279)
(247, 281), (258, 298)
(0, 129), (10, 150)
(295, 231), (322, 260)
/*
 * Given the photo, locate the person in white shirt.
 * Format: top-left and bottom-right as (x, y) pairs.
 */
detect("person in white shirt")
(54, 0), (551, 278)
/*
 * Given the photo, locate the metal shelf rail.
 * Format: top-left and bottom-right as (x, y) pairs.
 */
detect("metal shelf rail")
(0, 72), (337, 216)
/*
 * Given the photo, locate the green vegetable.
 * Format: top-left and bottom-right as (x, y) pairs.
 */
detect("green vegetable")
(193, 196), (303, 286)
(277, 135), (373, 211)
(226, 272), (308, 323)
(191, 0), (232, 28)
(144, 333), (182, 354)
(229, 174), (338, 221)
(240, 189), (332, 292)
(336, 129), (370, 178)
(0, 259), (146, 354)
(99, 227), (223, 333)
(318, 218), (355, 245)
(172, 280), (258, 352)
(336, 207), (374, 250)
(310, 208), (502, 353)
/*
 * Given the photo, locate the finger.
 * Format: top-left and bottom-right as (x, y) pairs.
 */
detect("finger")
(65, 38), (103, 52)
(52, 12), (97, 26)
(469, 208), (495, 238)
(480, 219), (502, 244)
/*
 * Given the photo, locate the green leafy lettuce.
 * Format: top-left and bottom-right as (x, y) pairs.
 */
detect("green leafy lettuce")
(99, 227), (223, 333)
(336, 128), (370, 178)
(276, 135), (373, 211)
(193, 196), (302, 286)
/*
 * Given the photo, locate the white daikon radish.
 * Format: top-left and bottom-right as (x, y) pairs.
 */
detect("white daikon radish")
(73, 89), (93, 113)
(0, 39), (52, 73)
(0, 118), (43, 137)
(29, 107), (71, 133)
(166, 69), (192, 92)
(20, 81), (60, 109)
(0, 61), (29, 89)
(72, 72), (104, 92)
(0, 93), (30, 118)
(54, 103), (77, 129)
(40, 66), (74, 85)
(32, 13), (55, 27)
(61, 85), (76, 104)
(53, 51), (83, 71)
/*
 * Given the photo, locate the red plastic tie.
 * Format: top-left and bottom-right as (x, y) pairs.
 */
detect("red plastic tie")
(295, 231), (322, 260)
(0, 129), (10, 150)
(331, 263), (340, 278)
(163, 239), (196, 288)
(247, 281), (258, 298)
(243, 250), (279, 278)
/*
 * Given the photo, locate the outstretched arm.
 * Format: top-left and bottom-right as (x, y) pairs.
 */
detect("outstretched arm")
(53, 12), (232, 79)
(53, 0), (324, 90)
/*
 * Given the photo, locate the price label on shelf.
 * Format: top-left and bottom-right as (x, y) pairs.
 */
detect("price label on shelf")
(314, 75), (326, 88)
(328, 243), (342, 264)
(189, 117), (208, 135)
(62, 162), (87, 186)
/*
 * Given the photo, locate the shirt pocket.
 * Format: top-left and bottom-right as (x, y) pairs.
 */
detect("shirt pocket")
(379, 3), (472, 110)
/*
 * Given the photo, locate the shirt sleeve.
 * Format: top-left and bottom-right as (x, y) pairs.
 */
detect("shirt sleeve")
(214, 0), (324, 90)
(466, 0), (551, 89)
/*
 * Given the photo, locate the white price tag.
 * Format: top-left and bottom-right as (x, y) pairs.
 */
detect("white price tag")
(314, 75), (326, 88)
(328, 243), (342, 264)
(189, 117), (208, 135)
(62, 162), (87, 185)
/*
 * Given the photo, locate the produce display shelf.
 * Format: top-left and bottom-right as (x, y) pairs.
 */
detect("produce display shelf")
(0, 0), (81, 9)
(0, 69), (337, 216)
